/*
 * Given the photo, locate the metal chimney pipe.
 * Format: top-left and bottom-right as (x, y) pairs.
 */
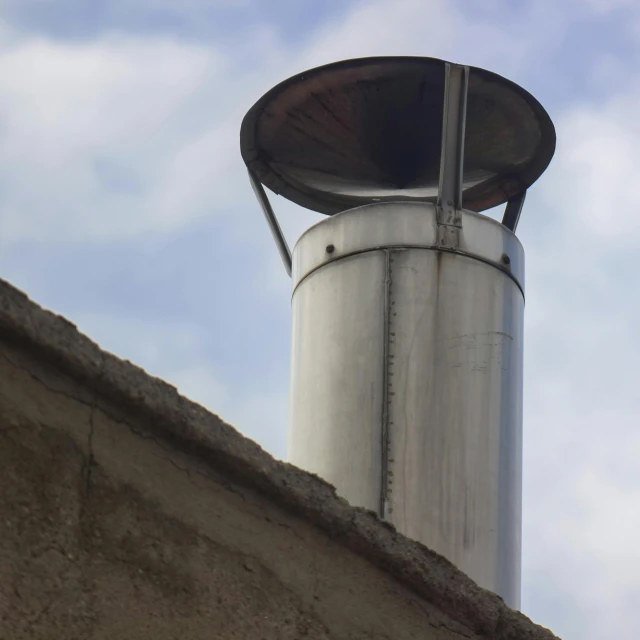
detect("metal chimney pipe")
(288, 202), (524, 607)
(240, 57), (555, 609)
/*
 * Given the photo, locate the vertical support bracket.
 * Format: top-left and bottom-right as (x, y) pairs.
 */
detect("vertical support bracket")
(502, 191), (527, 233)
(248, 169), (293, 277)
(436, 63), (469, 249)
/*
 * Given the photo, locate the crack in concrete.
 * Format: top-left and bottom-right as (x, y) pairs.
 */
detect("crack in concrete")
(275, 520), (305, 543)
(0, 349), (93, 408)
(163, 454), (194, 479)
(84, 352), (105, 497)
(0, 347), (251, 506)
(311, 547), (320, 606)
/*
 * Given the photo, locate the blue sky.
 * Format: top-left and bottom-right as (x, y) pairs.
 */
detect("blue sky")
(1, 0), (640, 637)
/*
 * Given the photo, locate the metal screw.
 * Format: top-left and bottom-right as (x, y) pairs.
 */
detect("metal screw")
(326, 244), (335, 254)
(501, 253), (511, 266)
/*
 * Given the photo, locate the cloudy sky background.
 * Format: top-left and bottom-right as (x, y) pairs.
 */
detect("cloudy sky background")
(1, 0), (639, 636)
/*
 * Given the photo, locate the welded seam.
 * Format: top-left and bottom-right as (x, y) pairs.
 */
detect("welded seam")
(379, 250), (391, 519)
(292, 244), (524, 298)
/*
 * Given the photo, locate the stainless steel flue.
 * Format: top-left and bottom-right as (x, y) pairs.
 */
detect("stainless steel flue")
(240, 57), (555, 609)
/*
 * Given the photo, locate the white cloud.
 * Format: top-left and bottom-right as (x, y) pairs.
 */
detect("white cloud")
(298, 0), (528, 77)
(0, 30), (256, 241)
(542, 88), (640, 244)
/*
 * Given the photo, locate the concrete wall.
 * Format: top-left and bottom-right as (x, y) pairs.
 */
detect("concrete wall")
(0, 280), (560, 640)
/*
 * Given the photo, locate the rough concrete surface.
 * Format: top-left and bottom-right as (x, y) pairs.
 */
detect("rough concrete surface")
(0, 278), (561, 639)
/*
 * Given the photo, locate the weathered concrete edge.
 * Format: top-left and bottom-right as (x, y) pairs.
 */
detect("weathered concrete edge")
(0, 278), (559, 640)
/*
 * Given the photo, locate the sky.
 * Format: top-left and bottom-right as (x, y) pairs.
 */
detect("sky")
(0, 0), (639, 637)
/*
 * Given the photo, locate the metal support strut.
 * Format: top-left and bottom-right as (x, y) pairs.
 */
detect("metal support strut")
(248, 170), (293, 277)
(436, 63), (469, 248)
(502, 191), (527, 233)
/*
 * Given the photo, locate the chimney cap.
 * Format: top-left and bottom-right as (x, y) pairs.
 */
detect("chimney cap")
(240, 56), (555, 216)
